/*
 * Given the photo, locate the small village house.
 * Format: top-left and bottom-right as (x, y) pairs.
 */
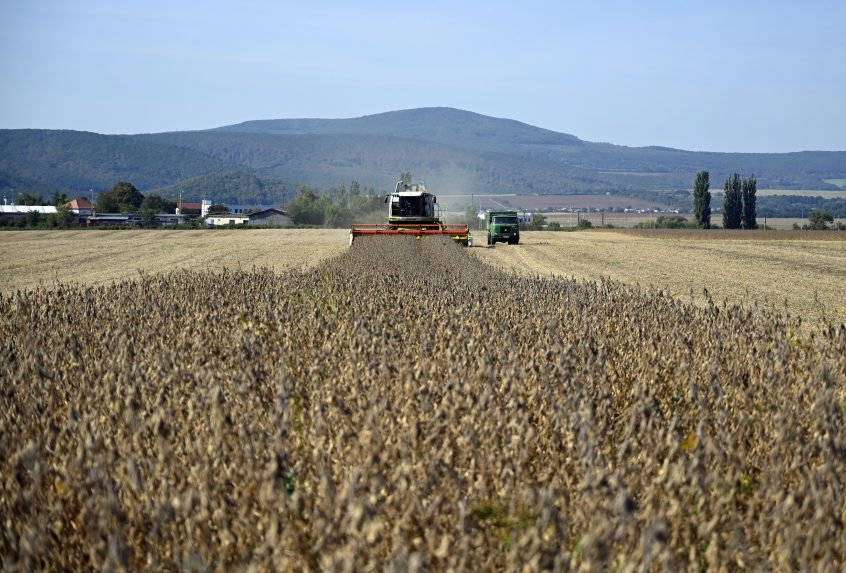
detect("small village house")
(66, 197), (94, 216)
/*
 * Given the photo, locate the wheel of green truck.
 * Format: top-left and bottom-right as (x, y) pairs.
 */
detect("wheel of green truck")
(349, 231), (354, 246)
(487, 234), (492, 246)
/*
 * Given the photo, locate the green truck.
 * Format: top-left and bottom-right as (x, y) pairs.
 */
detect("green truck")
(486, 210), (520, 245)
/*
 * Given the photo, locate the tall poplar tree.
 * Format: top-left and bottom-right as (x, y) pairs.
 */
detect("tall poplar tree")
(723, 173), (743, 229)
(693, 170), (711, 228)
(742, 174), (757, 229)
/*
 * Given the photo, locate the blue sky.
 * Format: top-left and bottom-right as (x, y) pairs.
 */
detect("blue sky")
(1, 0), (844, 152)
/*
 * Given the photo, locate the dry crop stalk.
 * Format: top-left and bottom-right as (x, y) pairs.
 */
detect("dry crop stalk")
(1, 236), (844, 571)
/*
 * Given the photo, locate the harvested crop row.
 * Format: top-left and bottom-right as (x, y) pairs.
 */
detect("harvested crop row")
(2, 236), (844, 571)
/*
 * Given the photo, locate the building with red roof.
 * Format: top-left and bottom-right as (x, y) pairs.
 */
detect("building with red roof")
(66, 197), (94, 215)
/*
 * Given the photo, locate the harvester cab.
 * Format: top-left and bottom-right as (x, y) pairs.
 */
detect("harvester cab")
(388, 182), (437, 222)
(350, 180), (472, 246)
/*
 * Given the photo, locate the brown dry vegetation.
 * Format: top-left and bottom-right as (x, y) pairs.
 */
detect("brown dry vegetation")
(2, 236), (845, 571)
(475, 230), (846, 329)
(0, 229), (348, 294)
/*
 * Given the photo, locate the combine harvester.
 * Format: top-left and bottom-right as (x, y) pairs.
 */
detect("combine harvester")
(349, 180), (472, 246)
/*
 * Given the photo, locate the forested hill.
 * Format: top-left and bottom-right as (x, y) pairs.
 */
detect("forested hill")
(0, 129), (238, 195)
(1, 108), (844, 206)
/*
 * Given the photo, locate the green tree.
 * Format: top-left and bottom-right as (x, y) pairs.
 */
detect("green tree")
(653, 215), (690, 229)
(807, 210), (834, 230)
(742, 175), (757, 229)
(141, 209), (158, 227)
(52, 204), (75, 228)
(24, 210), (42, 227)
(349, 186), (382, 218)
(287, 187), (329, 225)
(692, 170), (711, 228)
(96, 193), (118, 212)
(15, 192), (45, 206)
(141, 193), (178, 213)
(525, 213), (547, 230)
(337, 183), (348, 209)
(324, 203), (354, 228)
(206, 204), (230, 215)
(722, 173), (743, 229)
(97, 181), (144, 213)
(546, 221), (562, 231)
(51, 192), (69, 206)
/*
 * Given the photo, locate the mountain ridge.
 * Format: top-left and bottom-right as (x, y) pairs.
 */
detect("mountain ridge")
(1, 108), (844, 208)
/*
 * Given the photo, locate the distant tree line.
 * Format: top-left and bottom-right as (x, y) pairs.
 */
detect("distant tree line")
(0, 205), (75, 229)
(95, 181), (178, 215)
(286, 181), (385, 227)
(93, 180), (392, 227)
(634, 215), (696, 229)
(14, 191), (70, 207)
(687, 172), (843, 230)
(3, 190), (73, 228)
(756, 196), (846, 218)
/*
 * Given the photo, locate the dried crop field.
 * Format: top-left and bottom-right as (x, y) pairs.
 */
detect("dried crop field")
(0, 229), (349, 294)
(3, 235), (845, 571)
(541, 213), (846, 230)
(476, 230), (846, 329)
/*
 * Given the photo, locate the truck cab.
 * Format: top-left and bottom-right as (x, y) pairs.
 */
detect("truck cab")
(486, 211), (520, 245)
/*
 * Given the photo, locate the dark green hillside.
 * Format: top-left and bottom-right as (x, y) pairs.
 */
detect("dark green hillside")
(0, 129), (239, 195)
(147, 171), (296, 205)
(0, 169), (66, 200)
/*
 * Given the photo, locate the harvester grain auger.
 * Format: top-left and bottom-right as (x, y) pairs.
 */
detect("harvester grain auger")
(349, 180), (472, 246)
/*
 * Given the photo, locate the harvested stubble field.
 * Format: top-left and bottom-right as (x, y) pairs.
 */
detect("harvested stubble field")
(477, 230), (846, 329)
(0, 229), (348, 293)
(542, 213), (845, 230)
(2, 235), (845, 571)
(4, 229), (845, 331)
